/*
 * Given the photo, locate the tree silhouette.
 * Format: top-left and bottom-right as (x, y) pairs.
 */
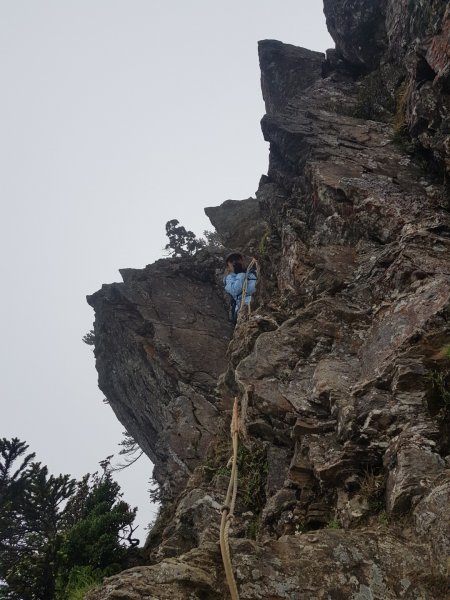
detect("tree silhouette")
(0, 438), (137, 600)
(203, 229), (224, 249)
(164, 219), (205, 257)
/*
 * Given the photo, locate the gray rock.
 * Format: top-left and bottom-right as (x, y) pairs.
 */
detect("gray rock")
(414, 471), (450, 575)
(87, 4), (450, 597)
(324, 0), (388, 70)
(204, 197), (266, 257)
(87, 532), (445, 600)
(384, 428), (445, 514)
(87, 253), (232, 499)
(258, 39), (324, 114)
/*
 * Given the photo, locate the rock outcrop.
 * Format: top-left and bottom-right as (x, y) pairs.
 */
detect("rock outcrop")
(205, 198), (266, 257)
(87, 531), (448, 600)
(87, 1), (450, 598)
(324, 0), (449, 172)
(87, 254), (233, 499)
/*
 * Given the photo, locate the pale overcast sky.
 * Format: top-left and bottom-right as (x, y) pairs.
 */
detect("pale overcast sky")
(0, 1), (332, 538)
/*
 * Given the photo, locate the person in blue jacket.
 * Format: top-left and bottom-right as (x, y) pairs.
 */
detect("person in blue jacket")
(224, 252), (257, 324)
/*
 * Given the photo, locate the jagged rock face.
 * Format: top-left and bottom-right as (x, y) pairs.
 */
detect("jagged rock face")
(235, 36), (449, 549)
(325, 0), (450, 173)
(414, 471), (450, 562)
(258, 40), (324, 114)
(204, 198), (266, 256)
(88, 2), (450, 598)
(323, 0), (388, 70)
(86, 532), (445, 599)
(87, 253), (232, 499)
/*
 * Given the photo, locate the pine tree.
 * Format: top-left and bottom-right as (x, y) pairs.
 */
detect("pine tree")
(0, 438), (36, 596)
(164, 219), (205, 257)
(0, 439), (137, 600)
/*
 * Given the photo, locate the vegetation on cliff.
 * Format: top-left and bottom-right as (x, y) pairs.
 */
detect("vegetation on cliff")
(86, 1), (450, 597)
(0, 438), (137, 600)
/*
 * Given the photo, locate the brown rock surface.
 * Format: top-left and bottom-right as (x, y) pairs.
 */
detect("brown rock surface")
(87, 2), (450, 598)
(87, 532), (447, 600)
(87, 253), (232, 499)
(323, 0), (388, 70)
(325, 0), (450, 173)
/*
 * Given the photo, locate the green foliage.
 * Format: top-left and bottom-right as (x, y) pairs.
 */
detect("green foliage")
(113, 432), (143, 472)
(426, 368), (450, 422)
(0, 439), (76, 600)
(378, 511), (390, 526)
(0, 439), (137, 600)
(56, 471), (136, 595)
(62, 566), (108, 600)
(352, 71), (394, 121)
(294, 520), (305, 536)
(391, 84), (411, 150)
(237, 444), (268, 514)
(326, 518), (341, 529)
(245, 515), (259, 540)
(258, 226), (270, 258)
(0, 438), (36, 575)
(203, 229), (224, 250)
(148, 477), (162, 504)
(201, 439), (232, 483)
(144, 503), (174, 551)
(215, 465), (231, 477)
(359, 469), (386, 514)
(0, 437), (35, 488)
(198, 437), (267, 541)
(164, 219), (205, 257)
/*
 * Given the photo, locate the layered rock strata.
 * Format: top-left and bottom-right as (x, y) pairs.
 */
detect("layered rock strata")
(87, 1), (450, 598)
(87, 254), (233, 499)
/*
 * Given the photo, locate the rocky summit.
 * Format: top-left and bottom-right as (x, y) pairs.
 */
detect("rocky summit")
(86, 1), (450, 598)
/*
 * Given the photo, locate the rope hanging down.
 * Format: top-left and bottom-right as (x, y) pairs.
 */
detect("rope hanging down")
(220, 260), (258, 597)
(219, 398), (240, 600)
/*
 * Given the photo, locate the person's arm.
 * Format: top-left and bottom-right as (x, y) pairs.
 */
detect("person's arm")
(225, 272), (245, 298)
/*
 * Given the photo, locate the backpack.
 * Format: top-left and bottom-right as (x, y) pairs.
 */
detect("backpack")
(230, 268), (257, 325)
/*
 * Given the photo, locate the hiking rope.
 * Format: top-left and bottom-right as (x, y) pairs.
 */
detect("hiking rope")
(238, 258), (258, 321)
(219, 397), (240, 600)
(220, 259), (258, 597)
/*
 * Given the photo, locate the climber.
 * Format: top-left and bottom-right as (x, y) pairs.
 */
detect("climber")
(224, 252), (257, 324)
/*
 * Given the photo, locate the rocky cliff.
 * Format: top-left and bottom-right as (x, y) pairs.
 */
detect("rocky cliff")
(86, 2), (450, 598)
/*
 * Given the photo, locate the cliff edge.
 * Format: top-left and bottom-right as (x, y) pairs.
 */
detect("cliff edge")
(87, 2), (450, 598)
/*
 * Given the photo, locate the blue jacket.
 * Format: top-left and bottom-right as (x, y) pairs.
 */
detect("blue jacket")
(224, 271), (257, 311)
